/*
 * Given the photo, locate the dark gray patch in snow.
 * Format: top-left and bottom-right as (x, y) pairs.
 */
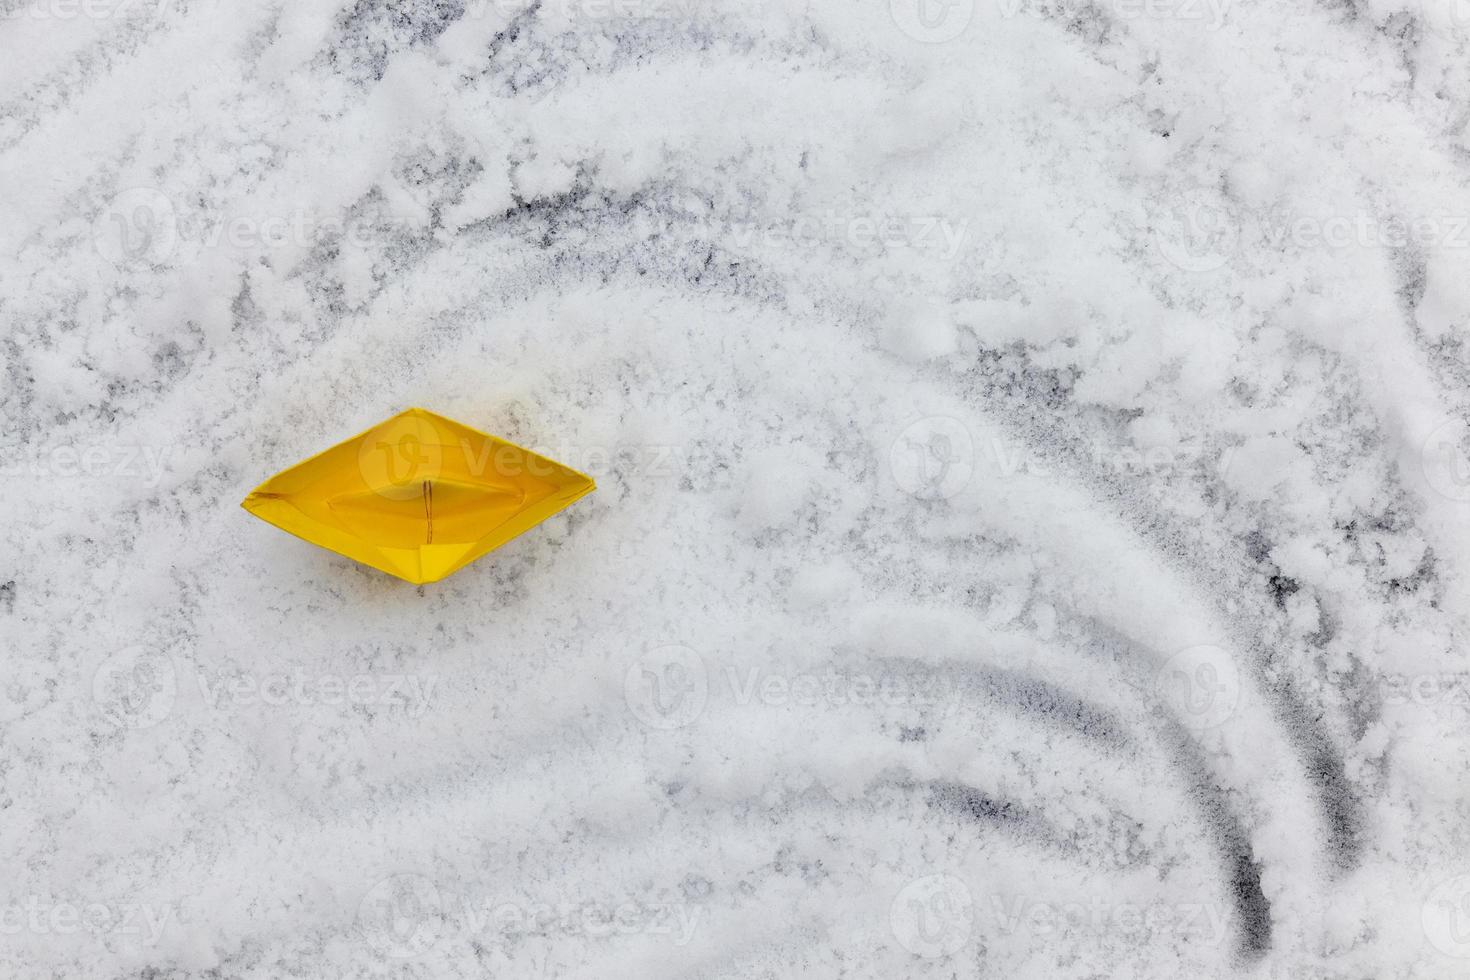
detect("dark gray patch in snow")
(1243, 530), (1272, 563)
(929, 782), (1034, 828)
(1266, 678), (1363, 874)
(923, 780), (1135, 870)
(962, 345), (1078, 414)
(977, 667), (1131, 746)
(474, 4), (754, 103)
(230, 271), (263, 336)
(968, 397), (1368, 888)
(324, 0), (469, 85)
(888, 658), (1131, 748)
(1156, 716), (1273, 960)
(1266, 573), (1300, 609)
(1064, 2), (1116, 47)
(773, 843), (829, 884)
(1080, 628), (1273, 957)
(151, 341), (189, 382)
(1387, 549), (1437, 595)
(1391, 241), (1428, 314)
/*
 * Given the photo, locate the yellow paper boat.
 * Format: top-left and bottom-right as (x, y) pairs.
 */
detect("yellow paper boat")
(241, 407), (595, 584)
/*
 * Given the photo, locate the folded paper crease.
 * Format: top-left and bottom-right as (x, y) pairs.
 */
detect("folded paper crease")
(241, 407), (595, 584)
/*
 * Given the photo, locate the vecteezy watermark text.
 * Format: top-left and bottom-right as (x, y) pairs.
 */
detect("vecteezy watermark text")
(357, 874), (699, 960)
(1151, 192), (1470, 273)
(0, 444), (174, 484)
(462, 0), (740, 20)
(195, 670), (438, 719)
(624, 646), (960, 730)
(466, 899), (699, 945)
(728, 211), (968, 261)
(888, 416), (1237, 502)
(1, 0), (212, 20)
(94, 647), (442, 731)
(0, 898), (174, 946)
(356, 415), (687, 500)
(93, 188), (411, 268)
(888, 874), (1228, 961)
(988, 894), (1229, 945)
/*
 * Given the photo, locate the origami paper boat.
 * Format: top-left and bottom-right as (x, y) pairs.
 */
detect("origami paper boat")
(241, 407), (595, 584)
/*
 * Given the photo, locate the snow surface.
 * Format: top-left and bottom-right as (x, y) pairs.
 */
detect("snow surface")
(3, 0), (1470, 977)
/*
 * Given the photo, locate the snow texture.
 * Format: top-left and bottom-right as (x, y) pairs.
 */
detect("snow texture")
(3, 0), (1470, 977)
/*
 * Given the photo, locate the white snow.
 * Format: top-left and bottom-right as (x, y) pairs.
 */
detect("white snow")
(3, 0), (1470, 977)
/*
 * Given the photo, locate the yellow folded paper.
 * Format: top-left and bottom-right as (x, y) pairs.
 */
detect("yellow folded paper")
(242, 407), (595, 584)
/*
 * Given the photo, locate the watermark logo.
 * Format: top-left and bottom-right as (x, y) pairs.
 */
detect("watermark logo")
(1380, 671), (1470, 738)
(890, 874), (973, 959)
(889, 0), (974, 42)
(358, 415), (446, 502)
(93, 646), (176, 729)
(891, 417), (974, 500)
(889, 424), (1233, 492)
(93, 187), (411, 269)
(1149, 195), (1470, 274)
(1421, 419), (1470, 502)
(625, 646), (708, 730)
(997, 0), (1228, 24)
(355, 422), (689, 502)
(1424, 875), (1470, 958)
(195, 670), (438, 718)
(1155, 644), (1239, 730)
(1, 0), (215, 20)
(94, 189), (179, 267)
(1259, 209), (1470, 251)
(1419, 0), (1470, 39)
(728, 211), (968, 262)
(625, 658), (960, 728)
(987, 894), (1228, 945)
(359, 874), (445, 959)
(981, 435), (1235, 481)
(1153, 189), (1237, 273)
(1381, 672), (1470, 710)
(357, 875), (699, 958)
(469, 898), (699, 945)
(724, 666), (957, 712)
(462, 0), (725, 20)
(1111, 0), (1231, 28)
